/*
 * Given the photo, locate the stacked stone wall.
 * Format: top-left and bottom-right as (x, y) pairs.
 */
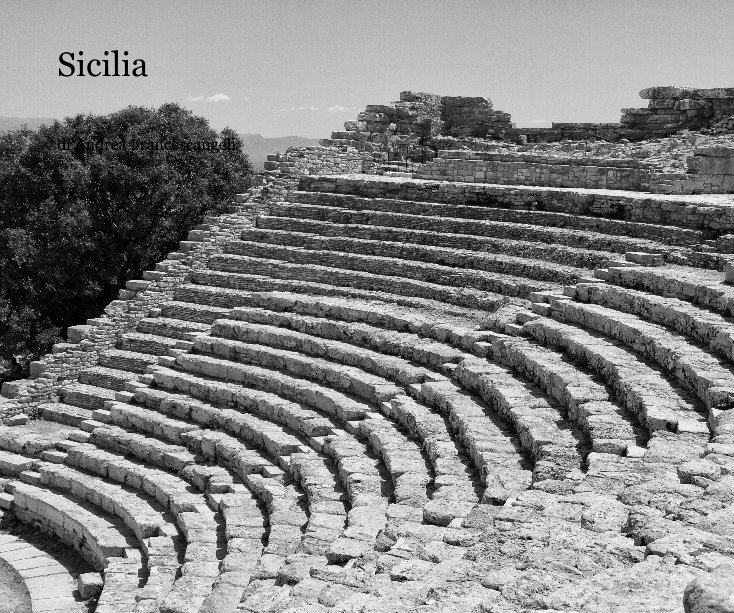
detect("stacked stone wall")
(413, 146), (734, 195)
(621, 86), (734, 139)
(263, 146), (374, 178)
(441, 96), (512, 138)
(414, 150), (654, 191)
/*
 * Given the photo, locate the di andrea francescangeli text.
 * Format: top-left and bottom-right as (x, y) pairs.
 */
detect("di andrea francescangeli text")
(56, 136), (242, 153)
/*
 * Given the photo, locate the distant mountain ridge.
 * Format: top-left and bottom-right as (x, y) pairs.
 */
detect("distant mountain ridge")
(0, 116), (56, 131)
(240, 133), (320, 169)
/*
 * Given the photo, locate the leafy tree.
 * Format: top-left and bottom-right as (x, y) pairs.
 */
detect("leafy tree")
(0, 104), (253, 382)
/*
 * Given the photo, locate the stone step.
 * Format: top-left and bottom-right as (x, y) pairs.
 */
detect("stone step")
(575, 281), (734, 364)
(602, 265), (734, 316)
(39, 402), (93, 427)
(184, 338), (403, 406)
(67, 439), (205, 515)
(38, 462), (177, 543)
(455, 358), (586, 487)
(137, 375), (424, 517)
(245, 291), (486, 349)
(6, 480), (140, 570)
(180, 276), (488, 321)
(256, 214), (617, 269)
(159, 301), (232, 324)
(0, 535), (82, 613)
(136, 317), (211, 340)
(211, 246), (560, 299)
(268, 201), (670, 255)
(141, 371), (315, 462)
(210, 317), (435, 386)
(234, 229), (584, 284)
(0, 425), (69, 457)
(78, 366), (139, 392)
(193, 264), (508, 313)
(522, 317), (711, 465)
(489, 335), (646, 455)
(119, 332), (179, 356)
(288, 189), (706, 246)
(553, 298), (734, 411)
(204, 318), (483, 518)
(58, 383), (117, 412)
(225, 305), (469, 370)
(98, 349), (159, 374)
(88, 403), (313, 560)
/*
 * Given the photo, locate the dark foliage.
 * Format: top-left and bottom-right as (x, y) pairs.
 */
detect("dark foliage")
(0, 103), (253, 382)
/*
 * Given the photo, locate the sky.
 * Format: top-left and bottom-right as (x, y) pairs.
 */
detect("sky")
(1, 0), (733, 138)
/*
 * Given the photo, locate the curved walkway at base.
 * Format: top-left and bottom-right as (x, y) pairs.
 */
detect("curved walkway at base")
(0, 532), (86, 613)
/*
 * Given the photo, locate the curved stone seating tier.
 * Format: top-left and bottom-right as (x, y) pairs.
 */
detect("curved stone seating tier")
(37, 462), (177, 544)
(191, 265), (509, 312)
(454, 358), (585, 487)
(236, 229), (585, 285)
(58, 383), (116, 412)
(69, 427), (282, 610)
(102, 391), (357, 566)
(574, 282), (734, 364)
(77, 366), (139, 392)
(211, 245), (557, 299)
(0, 533), (84, 613)
(255, 215), (619, 270)
(146, 361), (433, 517)
(159, 302), (232, 325)
(289, 190), (707, 246)
(217, 299), (535, 501)
(39, 402), (95, 427)
(119, 333), (180, 356)
(3, 480), (144, 611)
(204, 317), (491, 510)
(267, 202), (673, 255)
(522, 318), (711, 463)
(489, 334), (646, 455)
(180, 334), (483, 513)
(601, 265), (734, 315)
(179, 271), (495, 320)
(244, 291), (487, 350)
(98, 349), (160, 374)
(209, 317), (441, 386)
(550, 298), (734, 413)
(136, 317), (212, 341)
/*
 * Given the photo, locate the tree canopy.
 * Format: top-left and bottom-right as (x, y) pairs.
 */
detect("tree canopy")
(0, 103), (254, 381)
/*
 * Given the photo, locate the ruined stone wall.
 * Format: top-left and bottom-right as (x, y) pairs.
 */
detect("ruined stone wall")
(441, 96), (512, 138)
(621, 87), (734, 139)
(414, 150), (654, 191)
(263, 146), (375, 178)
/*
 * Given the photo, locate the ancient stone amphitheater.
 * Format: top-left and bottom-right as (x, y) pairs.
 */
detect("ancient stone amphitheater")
(1, 87), (734, 613)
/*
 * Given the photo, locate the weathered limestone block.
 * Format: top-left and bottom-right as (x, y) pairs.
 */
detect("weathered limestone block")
(683, 563), (734, 612)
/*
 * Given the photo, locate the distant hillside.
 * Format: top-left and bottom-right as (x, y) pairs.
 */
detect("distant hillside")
(0, 116), (56, 131)
(240, 133), (320, 169)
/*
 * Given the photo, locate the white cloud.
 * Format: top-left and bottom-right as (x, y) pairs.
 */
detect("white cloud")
(529, 118), (547, 124)
(206, 93), (231, 103)
(327, 104), (350, 113)
(187, 95), (204, 102)
(279, 105), (319, 112)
